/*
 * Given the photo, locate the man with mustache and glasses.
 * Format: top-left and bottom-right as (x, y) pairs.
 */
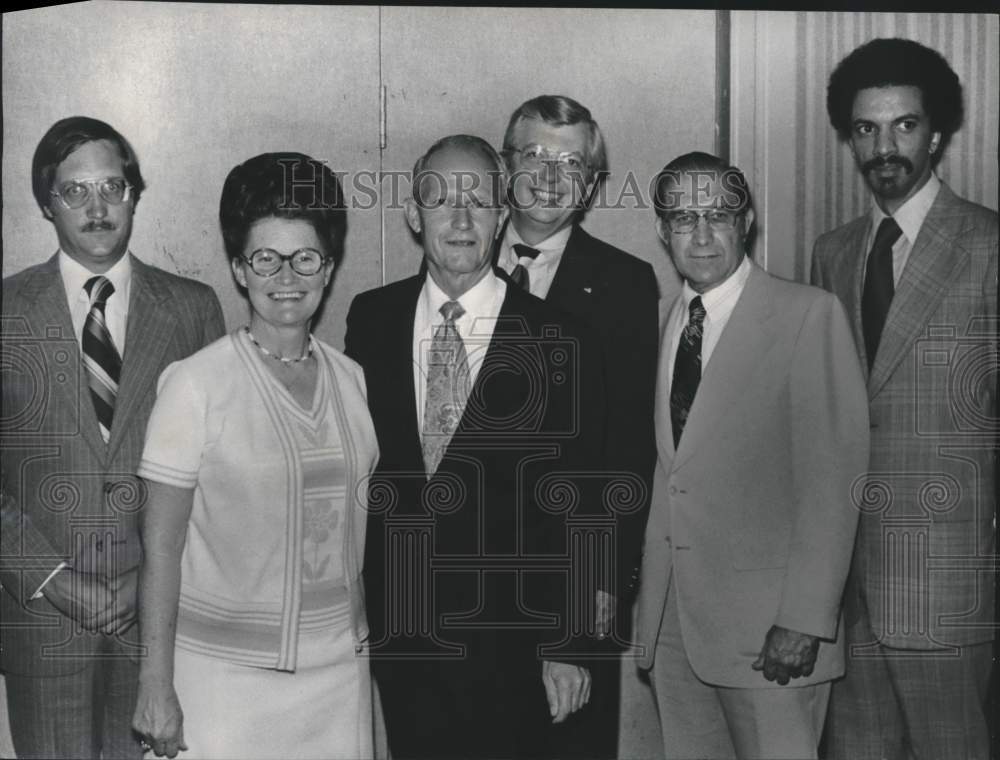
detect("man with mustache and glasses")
(812, 39), (998, 760)
(1, 116), (224, 759)
(634, 152), (867, 760)
(498, 94), (658, 759)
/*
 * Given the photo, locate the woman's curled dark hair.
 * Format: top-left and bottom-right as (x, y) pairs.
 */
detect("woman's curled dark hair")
(219, 152), (346, 265)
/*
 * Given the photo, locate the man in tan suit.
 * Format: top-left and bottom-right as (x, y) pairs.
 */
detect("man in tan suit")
(634, 152), (869, 759)
(812, 38), (998, 760)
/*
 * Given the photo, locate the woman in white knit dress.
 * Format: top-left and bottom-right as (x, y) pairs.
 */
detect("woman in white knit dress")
(131, 153), (381, 759)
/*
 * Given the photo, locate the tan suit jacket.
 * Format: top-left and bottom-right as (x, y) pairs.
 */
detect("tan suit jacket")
(634, 262), (869, 687)
(812, 183), (998, 649)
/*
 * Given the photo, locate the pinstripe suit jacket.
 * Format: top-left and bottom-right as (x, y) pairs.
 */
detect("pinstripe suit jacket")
(812, 183), (998, 649)
(1, 253), (225, 675)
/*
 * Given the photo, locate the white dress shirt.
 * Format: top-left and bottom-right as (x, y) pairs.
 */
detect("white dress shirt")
(666, 255), (753, 386)
(59, 250), (132, 355)
(497, 223), (573, 299)
(865, 172), (941, 286)
(412, 271), (507, 432)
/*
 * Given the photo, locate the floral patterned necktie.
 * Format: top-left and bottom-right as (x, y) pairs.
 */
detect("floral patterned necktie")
(422, 300), (471, 476)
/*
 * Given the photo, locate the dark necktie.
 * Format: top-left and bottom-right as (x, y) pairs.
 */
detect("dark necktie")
(861, 217), (902, 371)
(82, 276), (122, 442)
(510, 244), (541, 291)
(422, 300), (471, 476)
(670, 296), (706, 449)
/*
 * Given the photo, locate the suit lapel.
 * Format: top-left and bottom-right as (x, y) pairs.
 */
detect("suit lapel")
(653, 298), (681, 466)
(547, 225), (598, 317)
(869, 185), (970, 397)
(384, 278), (424, 469)
(841, 219), (870, 373)
(107, 258), (179, 458)
(17, 255), (108, 459)
(459, 286), (532, 427)
(671, 265), (777, 472)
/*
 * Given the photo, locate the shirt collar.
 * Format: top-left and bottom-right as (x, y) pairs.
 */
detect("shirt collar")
(59, 250), (133, 304)
(870, 172), (940, 244)
(421, 269), (504, 326)
(503, 221), (573, 255)
(680, 254), (752, 315)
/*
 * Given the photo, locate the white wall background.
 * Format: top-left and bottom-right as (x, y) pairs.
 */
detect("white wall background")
(3, 4), (719, 350)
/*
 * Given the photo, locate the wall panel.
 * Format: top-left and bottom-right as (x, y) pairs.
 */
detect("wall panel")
(2, 2), (382, 349)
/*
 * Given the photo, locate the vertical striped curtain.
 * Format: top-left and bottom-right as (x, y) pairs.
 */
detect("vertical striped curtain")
(795, 12), (998, 280)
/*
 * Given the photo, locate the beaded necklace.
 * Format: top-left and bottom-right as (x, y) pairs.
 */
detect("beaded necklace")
(244, 326), (313, 364)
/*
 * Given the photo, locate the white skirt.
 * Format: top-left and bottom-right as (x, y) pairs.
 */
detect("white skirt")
(173, 617), (375, 760)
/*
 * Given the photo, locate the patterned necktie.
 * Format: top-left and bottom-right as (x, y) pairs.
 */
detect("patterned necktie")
(422, 300), (471, 476)
(670, 296), (706, 449)
(861, 216), (902, 371)
(510, 243), (541, 291)
(82, 276), (122, 442)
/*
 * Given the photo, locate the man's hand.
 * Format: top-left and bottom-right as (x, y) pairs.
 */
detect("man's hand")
(751, 625), (820, 685)
(595, 590), (617, 640)
(43, 566), (138, 635)
(542, 660), (591, 723)
(133, 679), (188, 758)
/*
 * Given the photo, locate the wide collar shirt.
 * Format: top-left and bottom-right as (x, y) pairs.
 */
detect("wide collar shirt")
(865, 171), (940, 286)
(59, 249), (132, 355)
(412, 271), (506, 432)
(666, 255), (752, 386)
(497, 222), (573, 299)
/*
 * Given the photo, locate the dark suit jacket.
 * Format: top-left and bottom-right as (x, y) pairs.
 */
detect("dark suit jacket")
(812, 183), (998, 649)
(1, 253), (224, 675)
(501, 223), (659, 597)
(345, 273), (604, 758)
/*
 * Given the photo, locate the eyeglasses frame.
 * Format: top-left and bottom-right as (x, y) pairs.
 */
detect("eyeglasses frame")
(240, 248), (331, 278)
(49, 177), (134, 210)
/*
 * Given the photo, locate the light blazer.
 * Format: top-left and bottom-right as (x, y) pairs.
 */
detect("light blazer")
(1, 253), (224, 675)
(634, 262), (869, 688)
(812, 182), (998, 649)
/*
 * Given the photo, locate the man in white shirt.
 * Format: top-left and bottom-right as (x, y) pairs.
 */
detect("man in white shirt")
(812, 38), (998, 760)
(345, 134), (605, 759)
(634, 152), (868, 759)
(498, 94), (659, 759)
(1, 116), (224, 759)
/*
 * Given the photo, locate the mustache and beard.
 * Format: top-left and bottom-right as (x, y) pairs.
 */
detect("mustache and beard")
(860, 155), (916, 196)
(861, 154), (915, 175)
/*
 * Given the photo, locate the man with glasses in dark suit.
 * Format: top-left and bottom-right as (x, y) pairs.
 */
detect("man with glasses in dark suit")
(498, 95), (658, 758)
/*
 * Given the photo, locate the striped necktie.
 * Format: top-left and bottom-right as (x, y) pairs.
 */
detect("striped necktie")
(670, 296), (706, 448)
(422, 300), (470, 477)
(82, 276), (122, 442)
